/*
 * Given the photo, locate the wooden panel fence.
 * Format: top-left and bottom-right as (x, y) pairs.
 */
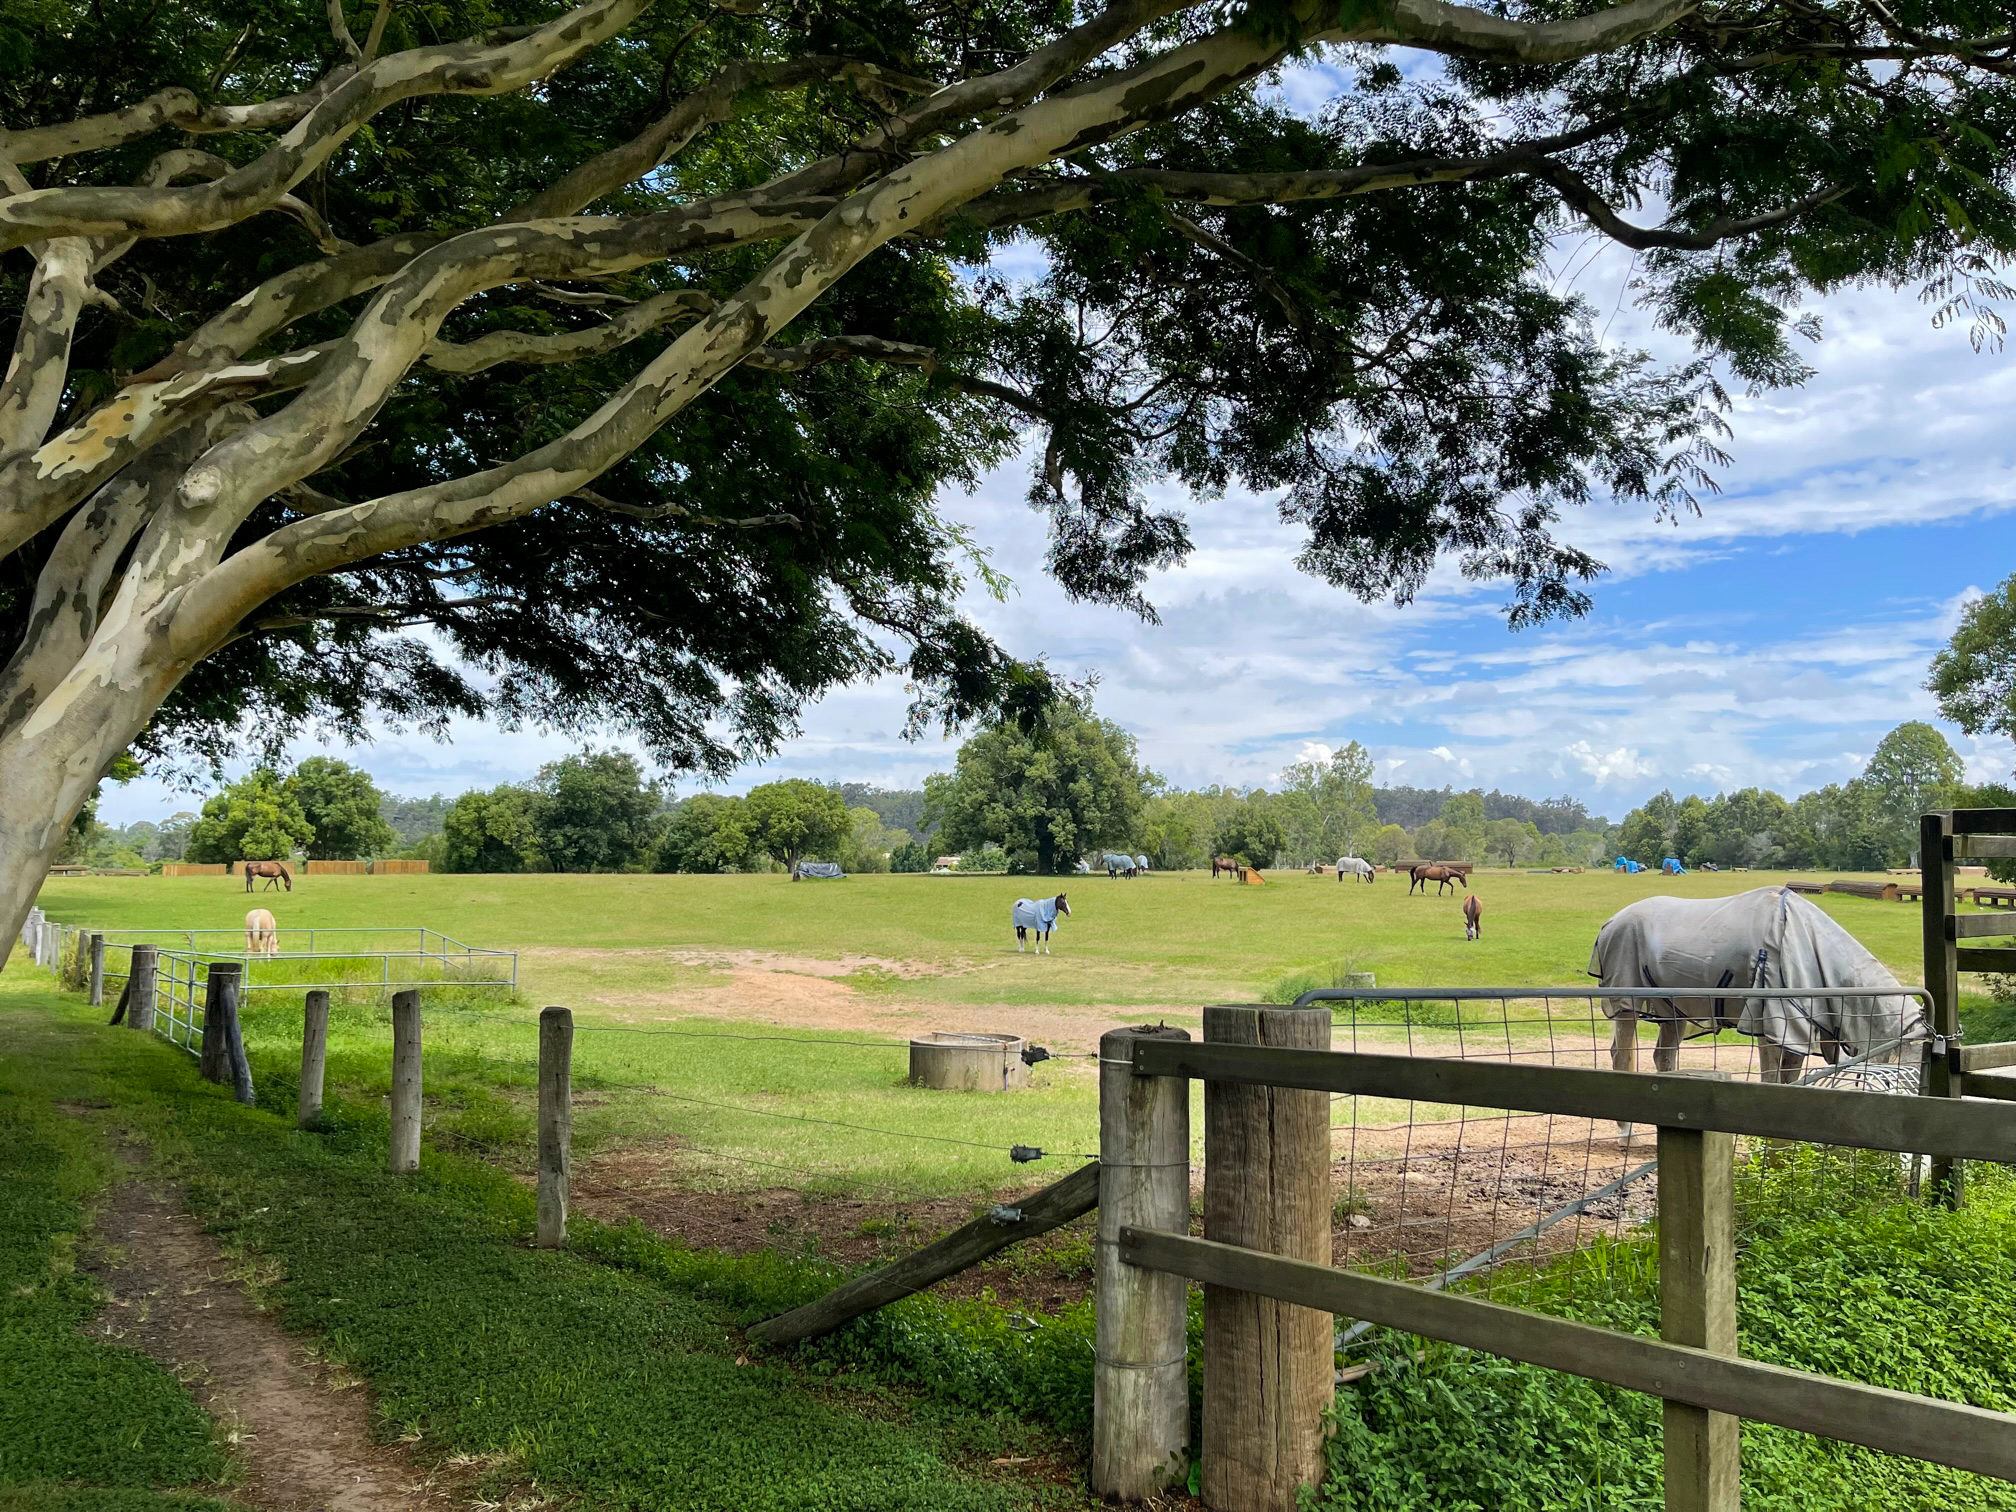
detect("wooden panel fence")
(370, 859), (430, 874)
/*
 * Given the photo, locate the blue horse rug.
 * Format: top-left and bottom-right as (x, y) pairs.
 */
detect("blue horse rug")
(1013, 897), (1061, 931)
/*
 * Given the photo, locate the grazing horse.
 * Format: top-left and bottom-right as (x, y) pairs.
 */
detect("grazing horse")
(1103, 852), (1139, 878)
(243, 859), (292, 892)
(1012, 893), (1071, 954)
(1211, 855), (1239, 880)
(244, 908), (279, 957)
(1591, 886), (1923, 1140)
(1337, 856), (1375, 884)
(1462, 894), (1482, 940)
(1408, 863), (1460, 897)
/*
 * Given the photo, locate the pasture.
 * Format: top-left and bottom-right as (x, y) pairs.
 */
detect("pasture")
(26, 867), (1975, 1214)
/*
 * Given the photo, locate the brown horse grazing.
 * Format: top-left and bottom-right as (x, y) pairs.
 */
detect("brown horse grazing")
(1211, 856), (1239, 880)
(1409, 863), (1460, 897)
(1462, 894), (1482, 940)
(243, 860), (292, 892)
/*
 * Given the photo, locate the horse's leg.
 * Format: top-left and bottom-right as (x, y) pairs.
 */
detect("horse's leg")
(1016, 926), (1025, 953)
(1653, 1017), (1683, 1074)
(1610, 1010), (1641, 1141)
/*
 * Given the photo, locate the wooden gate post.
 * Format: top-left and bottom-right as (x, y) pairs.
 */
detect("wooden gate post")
(87, 933), (106, 1007)
(198, 963), (237, 1084)
(388, 989), (423, 1172)
(126, 945), (157, 1033)
(1659, 1117), (1739, 1512)
(1093, 1025), (1192, 1501)
(299, 990), (331, 1130)
(536, 1007), (574, 1248)
(1201, 1004), (1335, 1511)
(1921, 811), (1964, 1204)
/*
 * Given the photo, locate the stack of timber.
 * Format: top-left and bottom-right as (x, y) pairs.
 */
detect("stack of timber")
(1786, 881), (1829, 896)
(1827, 879), (1901, 902)
(1970, 886), (2016, 910)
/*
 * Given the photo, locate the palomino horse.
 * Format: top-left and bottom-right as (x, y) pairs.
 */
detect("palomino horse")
(1012, 894), (1070, 954)
(243, 859), (292, 892)
(244, 908), (279, 956)
(1591, 886), (1923, 1140)
(1462, 894), (1482, 940)
(1210, 856), (1239, 879)
(1408, 863), (1461, 897)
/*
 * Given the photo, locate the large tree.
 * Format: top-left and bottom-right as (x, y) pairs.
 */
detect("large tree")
(7, 0), (2016, 955)
(1930, 577), (2016, 762)
(288, 754), (396, 858)
(926, 699), (1148, 872)
(1278, 741), (1377, 861)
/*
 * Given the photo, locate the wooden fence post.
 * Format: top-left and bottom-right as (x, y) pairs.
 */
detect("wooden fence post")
(87, 933), (106, 1007)
(127, 945), (156, 1033)
(1093, 1025), (1193, 1502)
(388, 989), (422, 1172)
(1660, 1117), (1739, 1512)
(198, 963), (237, 1084)
(1201, 1004), (1335, 1511)
(536, 1006), (574, 1248)
(299, 990), (331, 1130)
(1921, 811), (1964, 1204)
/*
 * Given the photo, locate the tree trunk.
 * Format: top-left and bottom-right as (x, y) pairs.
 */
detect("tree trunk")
(1036, 825), (1056, 875)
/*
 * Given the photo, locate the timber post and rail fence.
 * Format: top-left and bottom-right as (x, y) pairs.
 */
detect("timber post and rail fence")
(26, 807), (2016, 1508)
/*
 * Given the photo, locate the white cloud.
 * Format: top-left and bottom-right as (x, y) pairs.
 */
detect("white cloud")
(1565, 742), (1658, 784)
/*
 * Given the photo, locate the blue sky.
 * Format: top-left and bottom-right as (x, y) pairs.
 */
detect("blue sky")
(96, 73), (2016, 829)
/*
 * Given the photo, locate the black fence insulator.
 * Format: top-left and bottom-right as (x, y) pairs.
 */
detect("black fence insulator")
(1021, 1044), (1052, 1066)
(1010, 1144), (1045, 1163)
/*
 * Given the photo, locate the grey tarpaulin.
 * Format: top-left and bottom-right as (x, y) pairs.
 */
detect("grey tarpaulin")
(793, 861), (846, 880)
(1588, 885), (1922, 1058)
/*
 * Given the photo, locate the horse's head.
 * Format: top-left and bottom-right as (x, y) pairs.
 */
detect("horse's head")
(1055, 894), (1071, 916)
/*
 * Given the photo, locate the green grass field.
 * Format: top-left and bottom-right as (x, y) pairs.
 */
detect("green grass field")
(23, 868), (1986, 1202)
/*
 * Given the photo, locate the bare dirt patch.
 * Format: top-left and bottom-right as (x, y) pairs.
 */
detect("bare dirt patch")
(572, 1143), (1101, 1312)
(520, 945), (1187, 1053)
(82, 1178), (461, 1512)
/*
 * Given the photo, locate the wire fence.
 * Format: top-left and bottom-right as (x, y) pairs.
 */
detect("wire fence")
(1292, 986), (1934, 1347)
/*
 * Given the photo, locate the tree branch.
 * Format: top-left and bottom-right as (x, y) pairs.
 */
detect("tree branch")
(0, 0), (655, 253)
(1534, 162), (1850, 249)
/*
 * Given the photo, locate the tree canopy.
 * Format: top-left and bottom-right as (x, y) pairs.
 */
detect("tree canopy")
(1930, 576), (2016, 761)
(185, 768), (314, 862)
(925, 700), (1149, 872)
(10, 0), (2016, 943)
(289, 755), (396, 859)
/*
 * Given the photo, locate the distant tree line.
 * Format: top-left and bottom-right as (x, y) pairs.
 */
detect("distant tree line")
(1613, 721), (2006, 873)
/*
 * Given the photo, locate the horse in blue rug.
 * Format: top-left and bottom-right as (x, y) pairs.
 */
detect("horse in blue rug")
(1013, 893), (1071, 954)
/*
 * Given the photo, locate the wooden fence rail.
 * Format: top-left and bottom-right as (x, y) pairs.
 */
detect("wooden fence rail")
(1110, 1032), (2016, 1510)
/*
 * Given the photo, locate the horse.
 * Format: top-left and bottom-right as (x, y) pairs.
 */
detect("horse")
(243, 859), (292, 892)
(1337, 856), (1375, 884)
(244, 908), (279, 957)
(1590, 886), (1924, 1141)
(1012, 893), (1070, 954)
(1462, 894), (1482, 940)
(1211, 856), (1239, 880)
(1103, 852), (1138, 878)
(1408, 863), (1460, 897)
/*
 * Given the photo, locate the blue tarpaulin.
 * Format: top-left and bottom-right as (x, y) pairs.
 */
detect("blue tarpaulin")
(1662, 857), (1687, 875)
(1614, 857), (1646, 874)
(793, 861), (846, 879)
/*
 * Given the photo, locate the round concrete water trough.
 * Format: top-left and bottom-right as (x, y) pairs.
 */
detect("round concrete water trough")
(909, 1031), (1031, 1092)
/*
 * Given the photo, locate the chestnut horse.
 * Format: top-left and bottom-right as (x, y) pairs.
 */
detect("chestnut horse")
(1211, 856), (1239, 879)
(1409, 863), (1460, 897)
(243, 860), (292, 892)
(1462, 894), (1482, 940)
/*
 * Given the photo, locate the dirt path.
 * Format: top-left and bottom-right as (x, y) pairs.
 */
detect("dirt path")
(83, 1177), (455, 1512)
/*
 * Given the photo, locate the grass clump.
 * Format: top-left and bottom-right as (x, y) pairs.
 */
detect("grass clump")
(1315, 1156), (2016, 1511)
(0, 1038), (227, 1504)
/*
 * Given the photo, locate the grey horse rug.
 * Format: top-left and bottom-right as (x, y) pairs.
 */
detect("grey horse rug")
(1587, 885), (1920, 1058)
(793, 861), (846, 880)
(1013, 897), (1062, 931)
(1337, 856), (1374, 879)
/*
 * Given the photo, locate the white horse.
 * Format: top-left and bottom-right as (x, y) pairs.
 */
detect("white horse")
(1337, 856), (1374, 883)
(1590, 887), (1922, 1139)
(1013, 893), (1070, 954)
(244, 908), (279, 957)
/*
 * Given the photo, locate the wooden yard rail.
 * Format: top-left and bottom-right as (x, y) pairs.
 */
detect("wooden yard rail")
(1101, 1032), (2016, 1510)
